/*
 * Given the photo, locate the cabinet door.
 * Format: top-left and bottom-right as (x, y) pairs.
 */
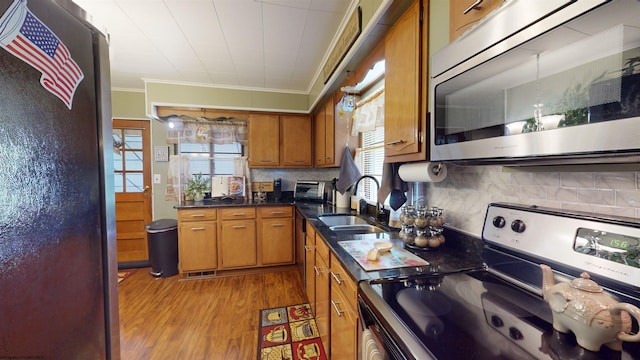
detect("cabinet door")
(248, 114), (279, 167)
(330, 285), (357, 359)
(314, 105), (326, 166)
(260, 218), (293, 265)
(314, 252), (330, 356)
(178, 222), (217, 272)
(281, 115), (312, 167)
(450, 0), (503, 41)
(220, 219), (257, 268)
(323, 100), (335, 166)
(385, 0), (422, 159)
(304, 226), (316, 314)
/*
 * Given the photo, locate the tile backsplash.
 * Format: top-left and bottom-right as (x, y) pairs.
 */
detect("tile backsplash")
(423, 165), (640, 237)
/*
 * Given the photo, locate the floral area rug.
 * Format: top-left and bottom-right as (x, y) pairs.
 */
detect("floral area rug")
(117, 270), (135, 284)
(257, 303), (327, 360)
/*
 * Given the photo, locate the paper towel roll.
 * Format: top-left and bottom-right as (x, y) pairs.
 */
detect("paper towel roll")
(398, 162), (447, 183)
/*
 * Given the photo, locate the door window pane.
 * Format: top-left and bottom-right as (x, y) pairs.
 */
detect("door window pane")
(125, 173), (144, 192)
(114, 173), (123, 192)
(113, 150), (123, 171)
(125, 151), (143, 171)
(124, 129), (142, 149)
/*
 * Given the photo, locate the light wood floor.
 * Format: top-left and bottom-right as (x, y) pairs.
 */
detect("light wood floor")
(118, 267), (307, 359)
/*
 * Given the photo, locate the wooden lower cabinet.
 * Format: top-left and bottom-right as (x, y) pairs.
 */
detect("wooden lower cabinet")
(259, 206), (294, 265)
(315, 236), (331, 356)
(308, 235), (359, 359)
(304, 225), (317, 315)
(178, 222), (217, 272)
(178, 206), (294, 275)
(220, 219), (257, 268)
(178, 209), (218, 273)
(329, 252), (359, 359)
(330, 283), (358, 359)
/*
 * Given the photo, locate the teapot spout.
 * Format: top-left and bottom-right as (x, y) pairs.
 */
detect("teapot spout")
(540, 264), (556, 296)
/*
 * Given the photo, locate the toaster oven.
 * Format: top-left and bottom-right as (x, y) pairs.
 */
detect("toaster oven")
(294, 180), (326, 202)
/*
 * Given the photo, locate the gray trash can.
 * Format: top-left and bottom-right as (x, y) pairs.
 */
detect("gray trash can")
(146, 219), (178, 278)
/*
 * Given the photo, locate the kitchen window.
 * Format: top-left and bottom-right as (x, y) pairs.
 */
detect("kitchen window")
(358, 126), (384, 203)
(180, 142), (243, 177)
(350, 85), (385, 205)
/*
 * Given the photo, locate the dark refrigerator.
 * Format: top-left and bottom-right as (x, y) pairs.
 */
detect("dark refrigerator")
(0, 0), (119, 359)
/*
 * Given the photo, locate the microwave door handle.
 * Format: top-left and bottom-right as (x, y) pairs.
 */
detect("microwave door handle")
(463, 0), (483, 14)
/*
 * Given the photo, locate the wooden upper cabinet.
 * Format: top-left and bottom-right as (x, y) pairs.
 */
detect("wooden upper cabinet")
(384, 0), (427, 162)
(323, 100), (335, 165)
(248, 114), (280, 167)
(450, 0), (503, 41)
(314, 104), (327, 166)
(281, 115), (312, 167)
(249, 114), (312, 168)
(313, 93), (357, 168)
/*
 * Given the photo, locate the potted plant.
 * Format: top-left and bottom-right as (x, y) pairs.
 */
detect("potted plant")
(185, 173), (210, 201)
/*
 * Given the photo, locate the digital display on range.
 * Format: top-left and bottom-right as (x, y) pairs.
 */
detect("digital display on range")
(574, 228), (640, 268)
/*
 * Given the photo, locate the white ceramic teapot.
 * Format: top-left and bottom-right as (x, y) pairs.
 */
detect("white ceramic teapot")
(540, 264), (640, 352)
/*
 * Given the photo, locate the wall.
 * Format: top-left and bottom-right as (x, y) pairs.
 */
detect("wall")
(423, 165), (640, 237)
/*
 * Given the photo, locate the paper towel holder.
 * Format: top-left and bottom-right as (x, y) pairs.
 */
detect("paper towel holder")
(432, 163), (444, 176)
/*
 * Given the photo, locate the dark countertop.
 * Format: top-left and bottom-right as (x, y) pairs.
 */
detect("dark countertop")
(175, 198), (485, 284)
(175, 196), (296, 209)
(294, 202), (485, 284)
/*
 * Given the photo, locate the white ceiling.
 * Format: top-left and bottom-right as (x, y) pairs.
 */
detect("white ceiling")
(71, 0), (356, 93)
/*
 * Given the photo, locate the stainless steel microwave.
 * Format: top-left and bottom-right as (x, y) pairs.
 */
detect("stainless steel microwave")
(430, 0), (640, 164)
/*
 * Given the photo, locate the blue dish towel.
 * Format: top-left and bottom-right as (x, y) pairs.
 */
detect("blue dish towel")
(378, 162), (407, 210)
(335, 145), (361, 194)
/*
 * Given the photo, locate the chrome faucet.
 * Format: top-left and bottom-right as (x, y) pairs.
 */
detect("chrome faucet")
(351, 175), (383, 216)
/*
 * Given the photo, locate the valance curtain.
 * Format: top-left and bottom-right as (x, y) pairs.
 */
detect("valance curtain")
(162, 115), (248, 145)
(351, 89), (384, 135)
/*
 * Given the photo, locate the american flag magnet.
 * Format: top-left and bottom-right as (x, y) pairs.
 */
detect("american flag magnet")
(0, 0), (84, 109)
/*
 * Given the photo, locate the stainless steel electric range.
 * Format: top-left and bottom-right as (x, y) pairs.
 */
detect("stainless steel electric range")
(358, 203), (640, 359)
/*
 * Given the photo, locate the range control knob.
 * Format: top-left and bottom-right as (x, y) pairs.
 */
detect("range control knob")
(509, 327), (524, 340)
(492, 216), (506, 228)
(511, 219), (526, 233)
(490, 315), (504, 328)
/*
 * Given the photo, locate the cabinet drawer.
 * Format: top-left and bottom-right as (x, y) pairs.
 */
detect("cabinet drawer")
(315, 236), (330, 264)
(258, 206), (293, 218)
(330, 254), (357, 310)
(179, 209), (217, 221)
(219, 207), (256, 220)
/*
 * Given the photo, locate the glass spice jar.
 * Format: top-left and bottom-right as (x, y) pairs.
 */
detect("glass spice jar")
(414, 207), (429, 228)
(427, 229), (442, 248)
(399, 224), (415, 245)
(432, 207), (446, 227)
(414, 229), (428, 247)
(400, 205), (416, 226)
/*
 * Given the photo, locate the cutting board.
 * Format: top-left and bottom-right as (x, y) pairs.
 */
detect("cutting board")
(211, 176), (229, 197)
(338, 239), (429, 271)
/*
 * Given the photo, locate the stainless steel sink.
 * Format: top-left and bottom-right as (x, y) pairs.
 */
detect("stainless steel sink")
(317, 214), (368, 227)
(318, 213), (387, 235)
(329, 224), (386, 234)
